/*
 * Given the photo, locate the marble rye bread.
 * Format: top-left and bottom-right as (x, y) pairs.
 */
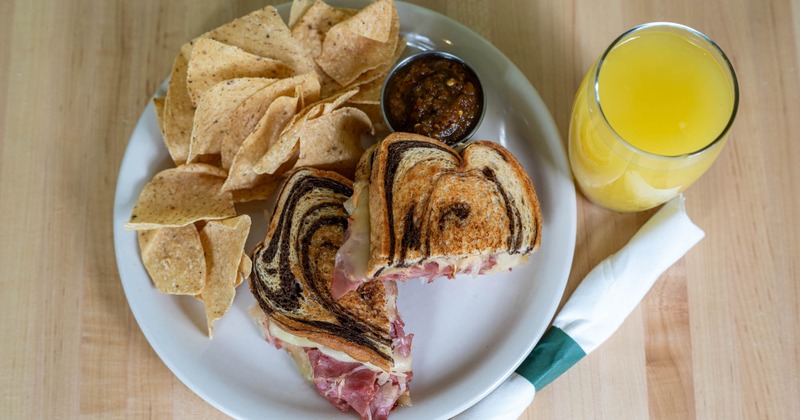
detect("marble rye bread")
(249, 167), (395, 370)
(365, 132), (542, 279)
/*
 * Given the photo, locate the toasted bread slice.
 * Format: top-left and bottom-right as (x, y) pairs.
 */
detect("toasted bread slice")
(249, 167), (397, 371)
(331, 133), (542, 298)
(366, 133), (541, 278)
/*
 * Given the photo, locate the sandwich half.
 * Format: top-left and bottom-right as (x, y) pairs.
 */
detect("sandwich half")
(332, 132), (542, 299)
(248, 167), (413, 419)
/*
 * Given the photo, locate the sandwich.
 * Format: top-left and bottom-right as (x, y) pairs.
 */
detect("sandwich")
(332, 132), (542, 299)
(248, 167), (413, 419)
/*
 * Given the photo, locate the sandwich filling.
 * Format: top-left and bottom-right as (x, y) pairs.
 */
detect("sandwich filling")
(249, 280), (413, 419)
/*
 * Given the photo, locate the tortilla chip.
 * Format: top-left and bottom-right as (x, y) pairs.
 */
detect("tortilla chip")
(187, 6), (314, 75)
(126, 164), (235, 230)
(290, 1), (399, 99)
(252, 89), (359, 175)
(163, 54), (194, 165)
(314, 88), (360, 117)
(315, 0), (399, 86)
(288, 0), (315, 29)
(197, 215), (252, 338)
(231, 181), (281, 203)
(249, 134), (298, 177)
(186, 39), (294, 107)
(188, 77), (277, 163)
(349, 78), (383, 104)
(153, 97), (166, 136)
(176, 162), (228, 177)
(138, 225), (205, 295)
(316, 36), (385, 88)
(237, 253), (252, 287)
(318, 70), (346, 99)
(340, 0), (393, 43)
(291, 0), (351, 58)
(294, 107), (372, 177)
(220, 72), (321, 169)
(224, 95), (301, 192)
(349, 35), (406, 88)
(317, 35), (403, 101)
(348, 101), (387, 133)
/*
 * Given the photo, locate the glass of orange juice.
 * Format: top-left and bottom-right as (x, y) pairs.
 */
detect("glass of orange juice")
(568, 22), (738, 212)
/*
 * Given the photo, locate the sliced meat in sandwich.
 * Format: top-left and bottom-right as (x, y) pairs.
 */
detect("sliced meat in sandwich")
(248, 167), (413, 419)
(332, 132), (542, 299)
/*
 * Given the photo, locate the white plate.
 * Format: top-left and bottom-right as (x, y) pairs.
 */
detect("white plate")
(113, 2), (576, 418)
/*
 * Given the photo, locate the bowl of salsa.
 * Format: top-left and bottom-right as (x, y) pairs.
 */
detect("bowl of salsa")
(381, 51), (485, 146)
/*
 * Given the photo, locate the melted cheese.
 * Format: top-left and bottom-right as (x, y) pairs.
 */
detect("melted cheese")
(392, 347), (413, 373)
(488, 252), (531, 273)
(346, 187), (372, 281)
(267, 321), (411, 376)
(377, 252), (530, 279)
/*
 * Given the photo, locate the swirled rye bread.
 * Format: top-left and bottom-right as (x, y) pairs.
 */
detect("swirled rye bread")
(248, 167), (412, 419)
(332, 132), (542, 298)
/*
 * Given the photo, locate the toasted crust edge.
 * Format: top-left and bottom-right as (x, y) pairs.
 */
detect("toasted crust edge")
(468, 140), (542, 253)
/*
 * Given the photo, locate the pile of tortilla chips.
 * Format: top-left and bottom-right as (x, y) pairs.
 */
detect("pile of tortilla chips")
(127, 0), (404, 338)
(126, 163), (250, 338)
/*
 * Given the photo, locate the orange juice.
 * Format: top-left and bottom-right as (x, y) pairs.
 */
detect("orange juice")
(568, 23), (738, 212)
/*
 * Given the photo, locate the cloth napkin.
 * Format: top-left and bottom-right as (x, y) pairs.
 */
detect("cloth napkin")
(456, 194), (705, 419)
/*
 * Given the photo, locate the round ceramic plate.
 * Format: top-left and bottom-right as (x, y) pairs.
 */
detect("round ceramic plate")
(113, 1), (576, 418)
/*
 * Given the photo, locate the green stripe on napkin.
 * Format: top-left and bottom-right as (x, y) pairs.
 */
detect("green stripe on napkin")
(516, 327), (586, 390)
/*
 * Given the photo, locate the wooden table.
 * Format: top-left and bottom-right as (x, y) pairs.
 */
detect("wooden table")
(1, 0), (797, 418)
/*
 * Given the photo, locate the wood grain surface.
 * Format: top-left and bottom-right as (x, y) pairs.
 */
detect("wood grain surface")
(1, 0), (798, 418)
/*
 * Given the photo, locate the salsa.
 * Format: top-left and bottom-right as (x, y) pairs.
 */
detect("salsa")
(384, 54), (483, 145)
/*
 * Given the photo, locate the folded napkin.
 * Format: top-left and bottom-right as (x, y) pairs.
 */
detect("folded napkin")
(456, 194), (705, 419)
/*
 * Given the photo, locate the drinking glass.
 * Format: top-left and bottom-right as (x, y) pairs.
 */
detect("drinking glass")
(568, 22), (739, 212)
